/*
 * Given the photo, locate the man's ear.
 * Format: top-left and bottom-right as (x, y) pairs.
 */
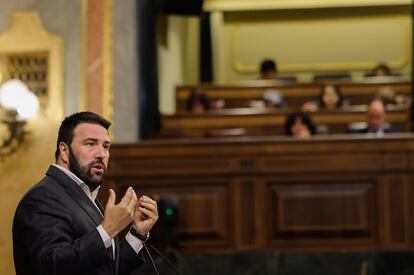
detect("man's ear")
(59, 142), (70, 164)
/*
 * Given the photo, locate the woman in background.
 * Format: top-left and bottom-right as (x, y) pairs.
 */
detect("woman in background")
(284, 111), (316, 139)
(186, 89), (210, 113)
(318, 84), (344, 110)
(302, 84), (344, 112)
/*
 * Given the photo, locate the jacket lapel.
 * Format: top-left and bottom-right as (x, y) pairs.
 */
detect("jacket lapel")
(46, 165), (103, 225)
(95, 198), (120, 275)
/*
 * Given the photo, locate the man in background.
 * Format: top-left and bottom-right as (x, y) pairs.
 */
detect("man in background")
(353, 99), (390, 136)
(259, 59), (278, 80)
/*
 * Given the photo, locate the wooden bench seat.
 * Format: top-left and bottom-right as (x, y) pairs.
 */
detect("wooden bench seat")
(161, 106), (410, 138)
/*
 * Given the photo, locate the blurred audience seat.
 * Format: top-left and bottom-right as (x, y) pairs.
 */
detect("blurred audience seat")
(277, 75), (298, 83)
(313, 72), (351, 83)
(150, 129), (190, 139)
(204, 128), (247, 138)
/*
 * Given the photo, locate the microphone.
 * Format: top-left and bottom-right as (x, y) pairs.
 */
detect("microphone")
(143, 242), (182, 275)
(143, 242), (160, 275)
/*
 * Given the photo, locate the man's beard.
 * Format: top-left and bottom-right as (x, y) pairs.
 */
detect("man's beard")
(68, 147), (106, 191)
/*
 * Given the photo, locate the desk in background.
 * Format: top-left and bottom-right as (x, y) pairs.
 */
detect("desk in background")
(103, 134), (414, 253)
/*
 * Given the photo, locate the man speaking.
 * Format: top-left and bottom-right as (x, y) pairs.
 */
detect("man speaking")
(13, 111), (158, 275)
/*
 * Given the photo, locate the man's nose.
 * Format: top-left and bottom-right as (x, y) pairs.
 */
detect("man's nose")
(94, 145), (106, 159)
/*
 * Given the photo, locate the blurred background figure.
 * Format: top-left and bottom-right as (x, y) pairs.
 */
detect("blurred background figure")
(371, 63), (391, 76)
(186, 89), (210, 113)
(284, 111), (316, 139)
(319, 84), (344, 110)
(259, 59), (278, 80)
(365, 99), (390, 134)
(302, 84), (345, 112)
(349, 99), (390, 136)
(263, 89), (285, 108)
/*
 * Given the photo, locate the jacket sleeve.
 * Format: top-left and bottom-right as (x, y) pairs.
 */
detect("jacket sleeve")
(13, 187), (112, 275)
(117, 237), (145, 275)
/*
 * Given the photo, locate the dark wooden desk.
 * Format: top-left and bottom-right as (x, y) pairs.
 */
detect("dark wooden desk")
(103, 134), (414, 252)
(176, 78), (411, 110)
(161, 106), (410, 137)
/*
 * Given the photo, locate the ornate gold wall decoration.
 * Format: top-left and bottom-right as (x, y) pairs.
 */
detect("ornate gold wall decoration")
(0, 11), (63, 120)
(5, 52), (49, 108)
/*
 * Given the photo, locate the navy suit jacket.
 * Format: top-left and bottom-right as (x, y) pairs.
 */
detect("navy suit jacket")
(13, 165), (144, 275)
(353, 126), (391, 134)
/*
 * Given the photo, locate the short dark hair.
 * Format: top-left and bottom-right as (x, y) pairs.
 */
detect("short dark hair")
(186, 89), (210, 112)
(260, 59), (277, 74)
(284, 111), (316, 136)
(55, 111), (111, 161)
(373, 63), (391, 76)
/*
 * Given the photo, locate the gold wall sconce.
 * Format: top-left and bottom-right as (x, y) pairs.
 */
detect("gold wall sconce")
(0, 79), (39, 159)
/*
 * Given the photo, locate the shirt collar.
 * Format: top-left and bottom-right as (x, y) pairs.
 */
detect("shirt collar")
(52, 164), (100, 202)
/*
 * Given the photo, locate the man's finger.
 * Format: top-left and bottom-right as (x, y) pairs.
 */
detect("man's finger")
(106, 189), (116, 208)
(139, 201), (157, 212)
(119, 187), (133, 206)
(138, 207), (158, 221)
(128, 189), (138, 211)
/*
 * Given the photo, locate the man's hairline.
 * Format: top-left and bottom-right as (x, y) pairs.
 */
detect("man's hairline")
(58, 122), (111, 157)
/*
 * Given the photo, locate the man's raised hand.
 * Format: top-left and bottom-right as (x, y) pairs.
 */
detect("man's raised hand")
(101, 187), (138, 238)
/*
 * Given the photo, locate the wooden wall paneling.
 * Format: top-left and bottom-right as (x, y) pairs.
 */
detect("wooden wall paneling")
(382, 153), (409, 171)
(104, 135), (414, 252)
(262, 154), (381, 173)
(103, 178), (235, 251)
(255, 179), (267, 249)
(265, 178), (379, 249)
(108, 156), (240, 177)
(382, 175), (411, 248)
(233, 179), (257, 249)
(409, 175), (414, 246)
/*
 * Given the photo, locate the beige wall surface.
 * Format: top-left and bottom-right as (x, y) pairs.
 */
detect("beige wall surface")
(158, 16), (200, 115)
(204, 0), (412, 11)
(0, 119), (58, 275)
(214, 6), (412, 83)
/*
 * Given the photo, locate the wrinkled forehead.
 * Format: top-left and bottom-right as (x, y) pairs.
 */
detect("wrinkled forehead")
(368, 102), (385, 114)
(73, 123), (110, 141)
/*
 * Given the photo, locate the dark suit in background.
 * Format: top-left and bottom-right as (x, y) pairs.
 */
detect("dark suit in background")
(13, 165), (144, 275)
(351, 125), (391, 134)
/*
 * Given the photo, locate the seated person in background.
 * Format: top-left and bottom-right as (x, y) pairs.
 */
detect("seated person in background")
(258, 59), (297, 83)
(263, 89), (285, 108)
(351, 99), (390, 136)
(259, 59), (278, 80)
(186, 89), (210, 113)
(376, 86), (397, 104)
(369, 63), (391, 77)
(319, 84), (344, 110)
(375, 86), (407, 107)
(285, 111), (316, 139)
(302, 84), (344, 112)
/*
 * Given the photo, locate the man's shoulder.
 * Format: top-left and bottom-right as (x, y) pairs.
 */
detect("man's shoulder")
(18, 167), (66, 205)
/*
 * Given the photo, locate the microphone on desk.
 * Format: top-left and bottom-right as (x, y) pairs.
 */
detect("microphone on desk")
(143, 242), (182, 275)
